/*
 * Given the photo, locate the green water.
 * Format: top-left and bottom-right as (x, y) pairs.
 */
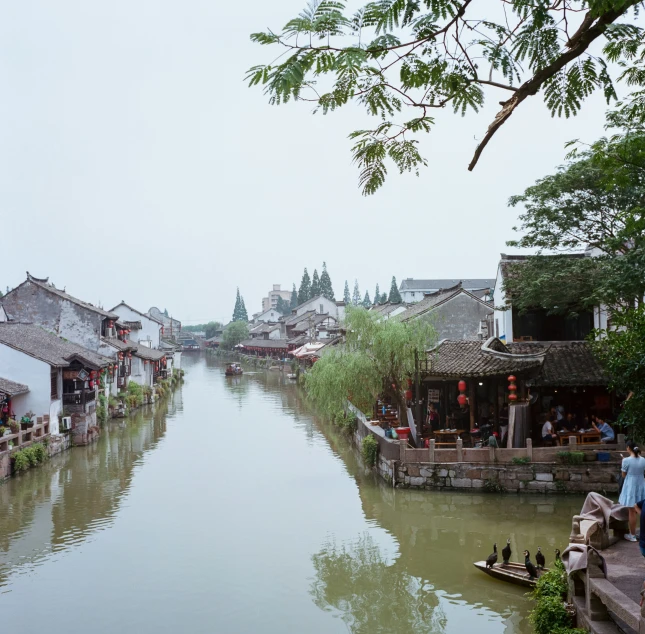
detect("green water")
(0, 354), (582, 633)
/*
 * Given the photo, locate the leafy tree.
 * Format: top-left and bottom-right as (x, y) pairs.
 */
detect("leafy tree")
(343, 280), (351, 304)
(380, 292), (388, 305)
(275, 296), (291, 316)
(305, 306), (435, 415)
(311, 268), (321, 297)
(204, 321), (223, 339)
(298, 268), (312, 305)
(232, 288), (249, 322)
(319, 262), (335, 300)
(362, 290), (371, 308)
(388, 277), (402, 303)
(373, 283), (380, 306)
(247, 0), (643, 194)
(290, 283), (299, 310)
(352, 279), (361, 306)
(221, 321), (249, 350)
(506, 125), (645, 317)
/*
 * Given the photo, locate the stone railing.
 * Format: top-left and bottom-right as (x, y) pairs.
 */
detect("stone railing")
(0, 417), (52, 479)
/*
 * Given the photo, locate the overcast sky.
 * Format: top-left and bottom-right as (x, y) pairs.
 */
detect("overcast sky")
(0, 1), (632, 324)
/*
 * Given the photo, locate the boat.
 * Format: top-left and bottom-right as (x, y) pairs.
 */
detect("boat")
(287, 373), (297, 380)
(225, 364), (243, 377)
(473, 561), (548, 588)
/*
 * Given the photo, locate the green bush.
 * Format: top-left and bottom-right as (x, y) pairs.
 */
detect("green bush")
(511, 456), (531, 465)
(12, 443), (47, 473)
(557, 451), (585, 465)
(108, 395), (119, 408)
(483, 478), (507, 493)
(13, 450), (30, 472)
(362, 435), (379, 467)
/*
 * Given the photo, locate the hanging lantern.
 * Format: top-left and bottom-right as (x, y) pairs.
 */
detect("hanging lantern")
(508, 375), (518, 402)
(457, 379), (467, 408)
(118, 352), (124, 360)
(405, 389), (413, 401)
(458, 380), (467, 392)
(90, 370), (97, 380)
(89, 380), (95, 389)
(457, 393), (468, 406)
(407, 378), (413, 388)
(108, 320), (114, 328)
(144, 359), (149, 366)
(127, 352), (132, 359)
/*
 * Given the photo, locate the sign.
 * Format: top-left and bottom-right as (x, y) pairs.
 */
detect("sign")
(77, 369), (89, 381)
(428, 389), (441, 403)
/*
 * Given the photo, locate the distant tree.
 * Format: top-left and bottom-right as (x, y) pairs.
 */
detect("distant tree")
(275, 296), (291, 316)
(290, 283), (298, 310)
(222, 321), (249, 350)
(343, 281), (351, 305)
(388, 277), (402, 303)
(380, 292), (388, 305)
(362, 291), (371, 308)
(351, 280), (361, 307)
(232, 288), (249, 322)
(298, 268), (312, 305)
(319, 262), (335, 301)
(373, 284), (380, 306)
(204, 321), (223, 339)
(311, 269), (321, 298)
(164, 308), (169, 317)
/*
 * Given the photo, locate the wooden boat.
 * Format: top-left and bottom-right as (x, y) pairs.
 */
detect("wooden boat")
(225, 364), (243, 377)
(473, 560), (548, 588)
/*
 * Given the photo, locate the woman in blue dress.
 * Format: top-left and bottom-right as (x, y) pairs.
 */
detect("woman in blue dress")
(620, 442), (645, 542)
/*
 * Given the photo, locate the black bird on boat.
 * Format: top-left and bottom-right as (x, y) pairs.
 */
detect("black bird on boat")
(555, 548), (561, 562)
(535, 547), (545, 570)
(523, 550), (538, 580)
(486, 543), (498, 569)
(502, 539), (512, 564)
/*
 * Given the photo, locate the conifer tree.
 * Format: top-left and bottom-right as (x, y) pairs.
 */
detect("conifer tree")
(319, 262), (335, 301)
(311, 269), (321, 298)
(232, 288), (249, 322)
(380, 292), (388, 304)
(374, 284), (380, 306)
(388, 277), (402, 304)
(298, 268), (312, 305)
(343, 281), (351, 305)
(352, 280), (361, 306)
(362, 291), (371, 308)
(290, 284), (298, 310)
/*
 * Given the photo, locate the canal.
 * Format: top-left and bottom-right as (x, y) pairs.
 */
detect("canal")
(0, 354), (583, 633)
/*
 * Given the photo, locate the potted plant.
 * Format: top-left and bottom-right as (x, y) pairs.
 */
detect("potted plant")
(8, 419), (19, 435)
(20, 414), (35, 430)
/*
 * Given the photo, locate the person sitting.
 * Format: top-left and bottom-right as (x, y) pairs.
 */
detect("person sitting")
(542, 417), (558, 445)
(592, 416), (615, 443)
(563, 413), (577, 432)
(426, 403), (439, 432)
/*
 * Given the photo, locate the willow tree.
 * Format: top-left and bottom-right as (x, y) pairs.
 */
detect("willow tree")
(247, 0), (644, 194)
(305, 306), (435, 416)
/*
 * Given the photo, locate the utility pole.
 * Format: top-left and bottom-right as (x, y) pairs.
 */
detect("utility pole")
(415, 350), (421, 434)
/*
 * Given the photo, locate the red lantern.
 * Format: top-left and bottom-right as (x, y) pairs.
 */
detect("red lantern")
(407, 378), (413, 388)
(90, 370), (97, 380)
(405, 389), (413, 400)
(508, 375), (518, 402)
(508, 393), (518, 401)
(457, 393), (468, 406)
(144, 360), (149, 366)
(89, 380), (95, 389)
(127, 352), (132, 359)
(119, 329), (124, 336)
(458, 380), (467, 392)
(118, 352), (124, 360)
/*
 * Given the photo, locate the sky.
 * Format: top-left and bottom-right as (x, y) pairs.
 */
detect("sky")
(0, 1), (636, 324)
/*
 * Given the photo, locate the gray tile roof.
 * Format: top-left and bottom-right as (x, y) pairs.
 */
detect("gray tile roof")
(283, 310), (316, 326)
(132, 344), (166, 361)
(0, 323), (112, 368)
(23, 274), (119, 319)
(0, 377), (29, 396)
(400, 278), (495, 291)
(369, 303), (405, 315)
(292, 314), (333, 333)
(399, 286), (492, 322)
(101, 337), (138, 352)
(110, 302), (164, 325)
(239, 339), (290, 349)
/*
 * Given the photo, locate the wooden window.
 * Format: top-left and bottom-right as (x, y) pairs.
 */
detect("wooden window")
(50, 370), (58, 399)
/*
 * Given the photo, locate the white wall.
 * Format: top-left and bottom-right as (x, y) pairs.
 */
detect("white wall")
(256, 309), (281, 323)
(0, 342), (55, 418)
(111, 305), (161, 348)
(492, 263), (513, 343)
(296, 296), (338, 318)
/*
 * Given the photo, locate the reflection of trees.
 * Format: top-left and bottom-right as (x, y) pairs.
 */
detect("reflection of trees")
(311, 533), (445, 634)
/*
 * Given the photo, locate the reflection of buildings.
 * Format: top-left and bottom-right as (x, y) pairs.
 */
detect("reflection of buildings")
(0, 399), (171, 588)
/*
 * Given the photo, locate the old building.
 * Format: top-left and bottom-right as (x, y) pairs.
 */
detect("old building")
(399, 278), (494, 304)
(111, 302), (163, 349)
(148, 307), (181, 340)
(398, 284), (493, 340)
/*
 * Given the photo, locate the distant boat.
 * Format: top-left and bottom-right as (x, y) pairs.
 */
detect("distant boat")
(287, 373), (297, 380)
(225, 364), (243, 377)
(473, 560), (547, 588)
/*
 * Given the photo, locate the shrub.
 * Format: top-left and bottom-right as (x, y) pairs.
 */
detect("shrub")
(362, 435), (379, 467)
(13, 450), (30, 472)
(557, 451), (585, 465)
(483, 478), (507, 493)
(108, 395), (119, 409)
(511, 456), (530, 465)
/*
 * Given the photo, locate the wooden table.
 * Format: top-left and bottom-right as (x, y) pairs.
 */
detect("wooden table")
(433, 429), (466, 447)
(557, 431), (602, 446)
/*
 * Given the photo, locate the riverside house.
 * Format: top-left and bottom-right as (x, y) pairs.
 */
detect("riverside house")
(0, 322), (111, 443)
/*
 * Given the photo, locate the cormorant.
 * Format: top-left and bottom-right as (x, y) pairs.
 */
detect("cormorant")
(555, 548), (561, 562)
(535, 547), (545, 570)
(524, 550), (538, 580)
(486, 543), (498, 569)
(502, 538), (511, 564)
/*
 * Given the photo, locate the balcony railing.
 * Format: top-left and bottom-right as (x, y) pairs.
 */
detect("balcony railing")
(62, 390), (96, 406)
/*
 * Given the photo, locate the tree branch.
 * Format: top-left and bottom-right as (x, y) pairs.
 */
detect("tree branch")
(467, 2), (638, 171)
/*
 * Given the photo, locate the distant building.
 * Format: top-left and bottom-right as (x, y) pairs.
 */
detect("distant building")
(261, 285), (291, 312)
(399, 278), (495, 304)
(148, 307), (182, 339)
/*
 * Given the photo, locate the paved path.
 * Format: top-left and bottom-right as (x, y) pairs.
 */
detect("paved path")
(605, 539), (643, 604)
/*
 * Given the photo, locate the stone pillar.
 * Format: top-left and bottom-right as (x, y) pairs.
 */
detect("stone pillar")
(400, 438), (407, 462)
(617, 433), (626, 451)
(569, 436), (577, 449)
(429, 439), (435, 463)
(456, 437), (463, 462)
(526, 437), (533, 461)
(488, 445), (495, 464)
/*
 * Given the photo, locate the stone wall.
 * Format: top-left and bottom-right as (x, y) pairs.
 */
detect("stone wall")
(71, 411), (100, 446)
(1, 433), (71, 479)
(392, 461), (619, 494)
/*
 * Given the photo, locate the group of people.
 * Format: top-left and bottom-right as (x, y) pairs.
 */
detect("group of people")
(541, 409), (615, 445)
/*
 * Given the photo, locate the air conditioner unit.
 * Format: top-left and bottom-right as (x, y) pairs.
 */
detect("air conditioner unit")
(60, 416), (72, 431)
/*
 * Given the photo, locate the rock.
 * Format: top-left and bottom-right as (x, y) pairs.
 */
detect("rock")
(451, 478), (472, 488)
(420, 468), (434, 478)
(408, 466), (420, 477)
(409, 477), (425, 487)
(471, 479), (484, 488)
(535, 473), (554, 482)
(438, 469), (448, 477)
